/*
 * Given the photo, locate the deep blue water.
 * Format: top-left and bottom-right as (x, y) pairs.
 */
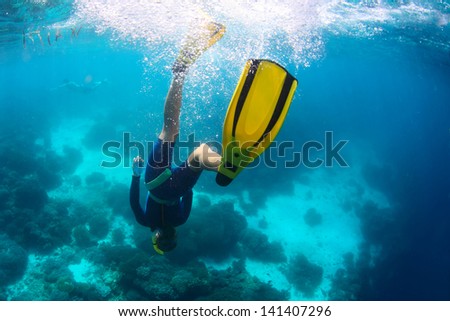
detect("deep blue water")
(0, 0), (449, 300)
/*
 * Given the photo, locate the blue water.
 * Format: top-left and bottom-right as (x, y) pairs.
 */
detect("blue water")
(1, 0), (450, 300)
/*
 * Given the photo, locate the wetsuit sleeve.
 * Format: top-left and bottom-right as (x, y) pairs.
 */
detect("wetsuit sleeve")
(179, 189), (193, 225)
(129, 175), (147, 227)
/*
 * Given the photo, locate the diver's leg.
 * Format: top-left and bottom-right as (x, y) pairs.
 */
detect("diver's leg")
(187, 143), (221, 172)
(158, 72), (186, 142)
(165, 143), (219, 198)
(160, 18), (224, 142)
(147, 72), (185, 183)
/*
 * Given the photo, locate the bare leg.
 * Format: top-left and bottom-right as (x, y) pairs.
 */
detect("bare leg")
(158, 19), (225, 155)
(158, 72), (186, 142)
(188, 143), (221, 172)
(158, 74), (221, 172)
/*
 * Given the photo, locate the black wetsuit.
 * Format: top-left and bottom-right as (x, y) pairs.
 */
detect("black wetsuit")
(129, 139), (201, 231)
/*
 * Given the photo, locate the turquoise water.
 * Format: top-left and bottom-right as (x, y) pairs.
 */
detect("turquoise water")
(1, 0), (449, 300)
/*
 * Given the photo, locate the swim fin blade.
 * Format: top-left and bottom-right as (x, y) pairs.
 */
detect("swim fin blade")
(216, 59), (298, 187)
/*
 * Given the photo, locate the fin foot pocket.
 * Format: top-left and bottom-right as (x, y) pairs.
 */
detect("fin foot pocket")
(216, 172), (233, 187)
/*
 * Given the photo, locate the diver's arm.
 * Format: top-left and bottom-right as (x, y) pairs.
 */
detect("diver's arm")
(179, 189), (193, 225)
(130, 156), (147, 226)
(129, 175), (147, 226)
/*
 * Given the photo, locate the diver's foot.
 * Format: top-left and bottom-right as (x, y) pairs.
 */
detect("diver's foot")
(172, 21), (225, 74)
(172, 53), (192, 74)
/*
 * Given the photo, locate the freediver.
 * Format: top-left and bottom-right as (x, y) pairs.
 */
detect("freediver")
(129, 21), (225, 254)
(52, 78), (108, 93)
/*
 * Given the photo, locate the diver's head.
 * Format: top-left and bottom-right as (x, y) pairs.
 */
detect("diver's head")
(152, 226), (177, 255)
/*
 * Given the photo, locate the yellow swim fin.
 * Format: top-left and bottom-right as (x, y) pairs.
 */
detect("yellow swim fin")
(173, 19), (226, 73)
(216, 59), (298, 186)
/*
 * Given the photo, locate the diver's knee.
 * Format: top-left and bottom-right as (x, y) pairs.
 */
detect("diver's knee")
(187, 148), (202, 172)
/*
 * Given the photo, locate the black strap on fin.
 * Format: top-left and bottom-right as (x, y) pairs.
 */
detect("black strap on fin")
(254, 72), (295, 146)
(232, 59), (260, 137)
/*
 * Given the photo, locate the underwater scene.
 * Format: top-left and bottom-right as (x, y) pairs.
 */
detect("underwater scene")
(1, 0), (449, 301)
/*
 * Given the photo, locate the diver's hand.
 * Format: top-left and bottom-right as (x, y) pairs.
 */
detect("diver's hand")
(132, 156), (145, 177)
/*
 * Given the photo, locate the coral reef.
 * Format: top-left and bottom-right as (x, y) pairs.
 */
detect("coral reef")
(85, 172), (108, 186)
(88, 214), (110, 239)
(258, 216), (268, 229)
(0, 187), (11, 210)
(283, 254), (323, 297)
(2, 198), (72, 254)
(0, 234), (28, 287)
(111, 228), (126, 244)
(72, 225), (96, 247)
(303, 208), (322, 227)
(202, 260), (289, 301)
(85, 244), (287, 301)
(61, 146), (83, 175)
(0, 111), (292, 301)
(174, 198), (248, 263)
(105, 183), (130, 216)
(14, 178), (48, 210)
(328, 246), (372, 300)
(239, 228), (287, 263)
(356, 201), (396, 245)
(82, 121), (118, 150)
